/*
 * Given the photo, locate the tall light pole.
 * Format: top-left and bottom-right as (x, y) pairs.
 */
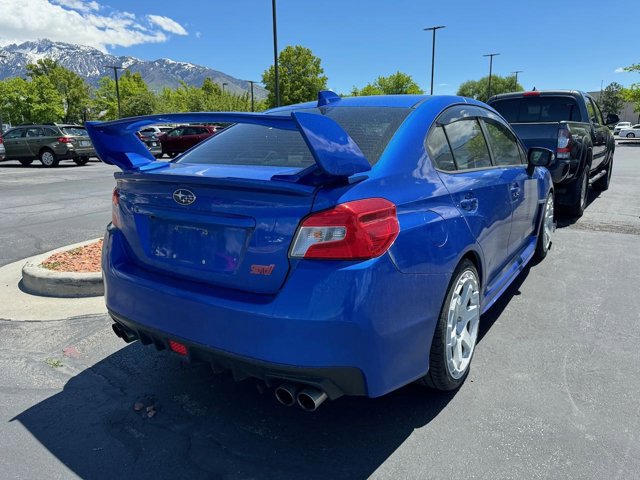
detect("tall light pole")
(271, 0), (280, 107)
(222, 82), (228, 94)
(483, 53), (500, 99)
(104, 65), (123, 118)
(512, 70), (523, 90)
(423, 26), (445, 95)
(248, 81), (258, 112)
(0, 53), (6, 131)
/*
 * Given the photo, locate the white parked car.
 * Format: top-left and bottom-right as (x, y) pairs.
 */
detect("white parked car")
(618, 124), (640, 138)
(614, 121), (632, 135)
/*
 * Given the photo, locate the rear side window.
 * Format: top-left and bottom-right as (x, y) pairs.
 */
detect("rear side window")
(482, 119), (523, 166)
(491, 96), (580, 123)
(26, 128), (43, 137)
(43, 128), (57, 136)
(61, 127), (87, 136)
(178, 107), (410, 168)
(426, 126), (455, 171)
(443, 119), (492, 170)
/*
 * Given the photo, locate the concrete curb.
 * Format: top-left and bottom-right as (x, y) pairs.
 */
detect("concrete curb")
(21, 239), (104, 298)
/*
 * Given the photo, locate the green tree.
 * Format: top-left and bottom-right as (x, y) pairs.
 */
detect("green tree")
(457, 75), (523, 103)
(262, 45), (328, 107)
(93, 71), (158, 119)
(0, 76), (63, 125)
(598, 82), (625, 116)
(352, 71), (424, 96)
(26, 59), (90, 123)
(622, 63), (640, 116)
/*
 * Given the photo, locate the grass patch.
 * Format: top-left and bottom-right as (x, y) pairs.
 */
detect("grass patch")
(45, 358), (64, 368)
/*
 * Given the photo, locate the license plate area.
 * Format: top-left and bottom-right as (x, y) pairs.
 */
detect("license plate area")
(80, 140), (91, 147)
(149, 218), (247, 273)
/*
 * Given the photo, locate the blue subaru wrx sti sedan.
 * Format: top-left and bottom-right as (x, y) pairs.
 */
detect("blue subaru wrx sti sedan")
(87, 91), (554, 411)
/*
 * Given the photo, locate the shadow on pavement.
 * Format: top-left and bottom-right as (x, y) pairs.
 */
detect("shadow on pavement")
(13, 338), (456, 479)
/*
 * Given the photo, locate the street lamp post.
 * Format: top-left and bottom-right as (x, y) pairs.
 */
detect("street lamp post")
(512, 70), (523, 90)
(0, 53), (6, 131)
(483, 53), (500, 99)
(248, 81), (257, 112)
(104, 65), (123, 118)
(271, 0), (280, 107)
(222, 82), (228, 94)
(423, 26), (446, 95)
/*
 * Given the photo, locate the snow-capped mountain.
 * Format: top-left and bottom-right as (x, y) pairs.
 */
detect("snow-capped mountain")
(0, 39), (267, 98)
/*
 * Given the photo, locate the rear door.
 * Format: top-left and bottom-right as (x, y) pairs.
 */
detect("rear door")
(25, 127), (46, 157)
(432, 112), (514, 287)
(481, 116), (538, 255)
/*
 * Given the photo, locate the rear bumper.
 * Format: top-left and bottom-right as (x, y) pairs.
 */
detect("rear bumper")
(103, 226), (448, 398)
(55, 145), (95, 159)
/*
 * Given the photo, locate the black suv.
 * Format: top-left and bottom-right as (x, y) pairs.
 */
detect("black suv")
(1, 124), (96, 167)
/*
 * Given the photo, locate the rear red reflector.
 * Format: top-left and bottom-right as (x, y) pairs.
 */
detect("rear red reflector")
(169, 340), (188, 356)
(290, 198), (400, 260)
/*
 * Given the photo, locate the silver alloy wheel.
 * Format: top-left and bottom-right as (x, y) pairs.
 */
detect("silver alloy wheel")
(41, 151), (55, 166)
(542, 194), (554, 250)
(580, 173), (588, 208)
(446, 269), (480, 379)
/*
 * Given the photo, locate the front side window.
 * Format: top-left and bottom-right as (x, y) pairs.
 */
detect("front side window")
(443, 119), (492, 170)
(167, 128), (183, 137)
(4, 129), (24, 139)
(482, 119), (523, 166)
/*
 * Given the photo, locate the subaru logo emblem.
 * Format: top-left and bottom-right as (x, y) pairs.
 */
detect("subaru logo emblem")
(173, 189), (196, 206)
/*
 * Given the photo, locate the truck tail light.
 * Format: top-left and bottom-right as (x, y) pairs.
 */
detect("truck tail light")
(112, 188), (121, 228)
(557, 124), (572, 159)
(290, 198), (399, 260)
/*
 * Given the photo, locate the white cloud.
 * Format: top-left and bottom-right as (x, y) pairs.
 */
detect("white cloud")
(195, 31), (202, 39)
(147, 15), (188, 36)
(0, 0), (189, 52)
(615, 67), (626, 73)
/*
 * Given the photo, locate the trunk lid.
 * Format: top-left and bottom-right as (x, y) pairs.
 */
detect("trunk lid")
(115, 164), (316, 294)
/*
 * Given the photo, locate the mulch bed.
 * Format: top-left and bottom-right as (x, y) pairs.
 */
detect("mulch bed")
(41, 240), (103, 273)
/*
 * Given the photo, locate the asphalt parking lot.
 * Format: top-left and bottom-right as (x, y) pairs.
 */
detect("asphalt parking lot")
(0, 143), (639, 479)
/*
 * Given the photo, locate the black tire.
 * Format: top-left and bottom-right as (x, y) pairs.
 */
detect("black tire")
(39, 149), (59, 168)
(74, 156), (89, 166)
(626, 133), (635, 138)
(593, 156), (613, 192)
(19, 159), (34, 166)
(417, 259), (480, 391)
(567, 166), (589, 218)
(534, 192), (554, 261)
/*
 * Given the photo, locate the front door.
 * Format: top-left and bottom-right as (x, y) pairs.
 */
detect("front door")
(2, 128), (29, 159)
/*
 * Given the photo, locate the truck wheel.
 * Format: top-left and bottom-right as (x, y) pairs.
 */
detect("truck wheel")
(39, 149), (59, 168)
(417, 259), (480, 391)
(593, 157), (613, 192)
(534, 192), (554, 261)
(567, 168), (589, 218)
(19, 159), (34, 166)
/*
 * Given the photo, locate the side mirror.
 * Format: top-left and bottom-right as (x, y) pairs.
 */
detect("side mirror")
(605, 113), (620, 126)
(528, 147), (555, 169)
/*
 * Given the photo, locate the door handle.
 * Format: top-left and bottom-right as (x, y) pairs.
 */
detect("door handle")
(510, 183), (521, 199)
(459, 194), (478, 211)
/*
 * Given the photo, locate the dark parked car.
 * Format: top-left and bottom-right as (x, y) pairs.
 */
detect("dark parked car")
(0, 132), (5, 161)
(488, 90), (618, 217)
(136, 130), (162, 158)
(1, 124), (95, 167)
(159, 125), (217, 157)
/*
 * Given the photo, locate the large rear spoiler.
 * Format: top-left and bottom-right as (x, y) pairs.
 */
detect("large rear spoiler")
(85, 110), (371, 178)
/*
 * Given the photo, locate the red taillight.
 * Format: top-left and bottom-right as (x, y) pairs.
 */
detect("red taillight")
(523, 91), (540, 96)
(557, 124), (572, 159)
(169, 340), (188, 356)
(0, 135), (3, 145)
(111, 188), (121, 228)
(57, 137), (72, 143)
(290, 198), (400, 260)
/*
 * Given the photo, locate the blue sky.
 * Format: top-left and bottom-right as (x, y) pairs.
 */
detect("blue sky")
(1, 0), (638, 95)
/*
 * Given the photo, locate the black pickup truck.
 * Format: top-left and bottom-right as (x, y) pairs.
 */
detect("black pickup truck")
(488, 90), (618, 217)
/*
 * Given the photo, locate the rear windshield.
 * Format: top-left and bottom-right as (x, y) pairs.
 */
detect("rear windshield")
(491, 96), (580, 123)
(61, 127), (88, 136)
(177, 107), (410, 168)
